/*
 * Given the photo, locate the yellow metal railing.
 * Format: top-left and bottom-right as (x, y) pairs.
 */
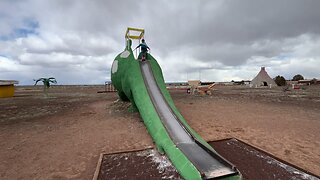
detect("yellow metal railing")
(125, 27), (144, 40)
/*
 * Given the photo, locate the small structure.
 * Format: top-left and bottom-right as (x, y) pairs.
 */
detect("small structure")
(251, 67), (276, 88)
(0, 80), (19, 98)
(298, 79), (320, 85)
(187, 80), (200, 94)
(232, 80), (251, 85)
(187, 80), (215, 95)
(187, 80), (201, 87)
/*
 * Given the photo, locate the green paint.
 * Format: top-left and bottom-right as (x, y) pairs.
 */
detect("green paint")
(111, 40), (241, 179)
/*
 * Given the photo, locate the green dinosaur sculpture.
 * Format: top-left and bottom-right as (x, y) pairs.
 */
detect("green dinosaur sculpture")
(111, 29), (240, 180)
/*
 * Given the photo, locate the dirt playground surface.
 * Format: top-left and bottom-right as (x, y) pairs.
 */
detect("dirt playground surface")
(96, 149), (181, 180)
(0, 85), (319, 179)
(209, 139), (318, 179)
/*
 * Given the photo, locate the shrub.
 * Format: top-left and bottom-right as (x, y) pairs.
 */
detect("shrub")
(274, 75), (286, 86)
(292, 74), (304, 81)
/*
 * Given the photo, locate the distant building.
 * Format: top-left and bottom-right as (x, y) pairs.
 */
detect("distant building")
(298, 79), (320, 85)
(215, 82), (234, 86)
(166, 82), (188, 86)
(232, 80), (251, 85)
(286, 81), (298, 85)
(200, 81), (215, 85)
(242, 80), (251, 85)
(0, 80), (19, 98)
(251, 67), (276, 88)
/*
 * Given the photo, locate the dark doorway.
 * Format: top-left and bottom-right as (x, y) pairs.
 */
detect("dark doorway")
(262, 81), (268, 86)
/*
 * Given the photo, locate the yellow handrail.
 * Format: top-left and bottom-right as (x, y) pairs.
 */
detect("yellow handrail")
(125, 27), (145, 40)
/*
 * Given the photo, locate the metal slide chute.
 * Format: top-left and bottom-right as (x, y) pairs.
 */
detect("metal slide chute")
(140, 60), (238, 179)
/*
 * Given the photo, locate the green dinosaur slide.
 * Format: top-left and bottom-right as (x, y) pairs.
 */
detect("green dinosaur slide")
(111, 28), (241, 180)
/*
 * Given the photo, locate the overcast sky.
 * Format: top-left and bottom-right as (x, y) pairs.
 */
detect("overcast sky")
(1, 0), (320, 85)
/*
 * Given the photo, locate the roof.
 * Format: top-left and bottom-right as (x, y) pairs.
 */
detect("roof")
(0, 80), (19, 86)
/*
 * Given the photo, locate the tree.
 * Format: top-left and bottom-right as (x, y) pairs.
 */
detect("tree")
(292, 74), (304, 81)
(311, 78), (317, 85)
(274, 75), (286, 86)
(34, 77), (57, 96)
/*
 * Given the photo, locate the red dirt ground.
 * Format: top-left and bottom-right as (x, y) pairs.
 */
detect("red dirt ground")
(0, 85), (319, 179)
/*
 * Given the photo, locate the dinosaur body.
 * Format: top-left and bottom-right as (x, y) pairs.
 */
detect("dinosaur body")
(110, 39), (240, 180)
